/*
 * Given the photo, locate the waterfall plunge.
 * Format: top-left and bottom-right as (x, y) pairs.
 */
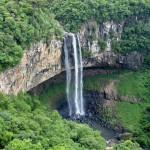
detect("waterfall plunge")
(64, 34), (84, 117)
(77, 35), (84, 116)
(64, 37), (72, 116)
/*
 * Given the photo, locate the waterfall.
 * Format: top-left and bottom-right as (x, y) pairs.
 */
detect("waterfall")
(77, 35), (84, 115)
(64, 38), (72, 116)
(64, 33), (84, 117)
(72, 34), (80, 115)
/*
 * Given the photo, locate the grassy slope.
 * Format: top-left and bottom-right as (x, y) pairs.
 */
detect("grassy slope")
(115, 70), (150, 147)
(116, 70), (150, 100)
(84, 73), (117, 91)
(116, 102), (148, 131)
(116, 70), (150, 129)
(39, 82), (66, 109)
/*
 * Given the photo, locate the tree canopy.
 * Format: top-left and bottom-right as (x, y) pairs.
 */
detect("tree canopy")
(0, 92), (106, 149)
(0, 0), (150, 70)
(0, 0), (62, 71)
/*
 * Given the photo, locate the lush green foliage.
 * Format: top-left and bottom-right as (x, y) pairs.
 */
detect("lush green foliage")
(113, 21), (150, 54)
(116, 102), (147, 130)
(81, 47), (92, 58)
(0, 92), (106, 149)
(52, 0), (150, 31)
(0, 0), (62, 70)
(51, 0), (99, 32)
(138, 106), (150, 147)
(39, 82), (66, 109)
(51, 0), (150, 65)
(113, 140), (141, 150)
(116, 70), (150, 101)
(77, 69), (150, 148)
(115, 101), (150, 148)
(1, 0), (150, 69)
(98, 38), (107, 51)
(115, 70), (150, 148)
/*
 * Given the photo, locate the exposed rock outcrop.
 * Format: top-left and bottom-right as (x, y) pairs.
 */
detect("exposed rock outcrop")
(0, 37), (62, 94)
(101, 80), (140, 102)
(0, 21), (144, 94)
(79, 20), (122, 55)
(79, 21), (143, 68)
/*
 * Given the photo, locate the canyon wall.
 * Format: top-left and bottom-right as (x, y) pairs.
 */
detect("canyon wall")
(0, 21), (143, 94)
(0, 37), (62, 94)
(79, 20), (143, 68)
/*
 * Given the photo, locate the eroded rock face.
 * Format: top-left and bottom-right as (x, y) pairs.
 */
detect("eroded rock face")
(79, 21), (122, 55)
(79, 21), (143, 68)
(101, 80), (140, 102)
(0, 37), (62, 94)
(0, 21), (144, 94)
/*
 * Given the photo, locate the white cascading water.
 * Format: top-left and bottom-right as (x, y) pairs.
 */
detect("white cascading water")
(64, 33), (84, 117)
(72, 34), (80, 115)
(77, 35), (84, 115)
(64, 37), (72, 116)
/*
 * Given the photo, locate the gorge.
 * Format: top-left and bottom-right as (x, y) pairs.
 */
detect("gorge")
(0, 0), (150, 149)
(0, 21), (144, 95)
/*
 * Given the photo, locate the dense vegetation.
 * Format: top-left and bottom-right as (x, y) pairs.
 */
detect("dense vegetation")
(0, 0), (150, 69)
(0, 92), (106, 149)
(117, 102), (150, 148)
(113, 21), (150, 53)
(52, 0), (150, 64)
(116, 70), (150, 148)
(113, 140), (141, 150)
(83, 70), (150, 148)
(0, 0), (150, 149)
(116, 70), (150, 101)
(51, 0), (150, 31)
(85, 70), (150, 148)
(0, 0), (62, 71)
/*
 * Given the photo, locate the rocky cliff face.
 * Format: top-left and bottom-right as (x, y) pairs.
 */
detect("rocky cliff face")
(0, 21), (144, 94)
(79, 20), (143, 68)
(0, 37), (62, 94)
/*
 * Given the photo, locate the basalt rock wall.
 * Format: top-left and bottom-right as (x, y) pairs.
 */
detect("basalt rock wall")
(0, 21), (144, 94)
(0, 37), (62, 94)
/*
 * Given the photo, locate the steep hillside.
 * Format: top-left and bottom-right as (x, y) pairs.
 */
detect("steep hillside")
(0, 0), (150, 70)
(0, 92), (106, 149)
(52, 0), (150, 65)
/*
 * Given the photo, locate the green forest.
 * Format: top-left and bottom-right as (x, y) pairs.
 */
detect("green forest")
(0, 0), (150, 70)
(0, 92), (106, 149)
(0, 0), (62, 70)
(0, 0), (150, 149)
